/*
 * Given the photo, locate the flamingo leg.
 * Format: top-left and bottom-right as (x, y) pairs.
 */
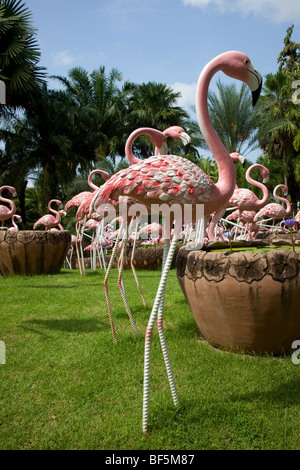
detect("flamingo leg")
(95, 220), (107, 271)
(103, 222), (124, 344)
(99, 220), (107, 272)
(130, 217), (146, 306)
(80, 217), (87, 275)
(75, 221), (85, 276)
(117, 226), (139, 337)
(142, 234), (179, 433)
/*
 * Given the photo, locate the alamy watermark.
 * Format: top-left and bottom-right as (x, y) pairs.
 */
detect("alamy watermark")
(96, 200), (205, 250)
(291, 80), (300, 104)
(291, 340), (300, 365)
(0, 80), (6, 105)
(0, 341), (5, 365)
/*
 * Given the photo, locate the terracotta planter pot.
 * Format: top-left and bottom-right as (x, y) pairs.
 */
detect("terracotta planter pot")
(0, 230), (71, 277)
(176, 246), (300, 354)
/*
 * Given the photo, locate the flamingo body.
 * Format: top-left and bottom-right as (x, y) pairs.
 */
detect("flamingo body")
(33, 200), (65, 230)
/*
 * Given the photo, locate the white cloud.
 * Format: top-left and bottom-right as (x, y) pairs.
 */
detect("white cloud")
(182, 0), (300, 23)
(53, 51), (75, 66)
(170, 82), (197, 113)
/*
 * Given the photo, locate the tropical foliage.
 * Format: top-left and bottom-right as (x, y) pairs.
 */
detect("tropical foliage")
(0, 5), (299, 225)
(254, 25), (300, 211)
(208, 80), (258, 157)
(0, 0), (46, 108)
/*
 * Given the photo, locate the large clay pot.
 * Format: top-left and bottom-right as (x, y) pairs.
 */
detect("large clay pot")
(0, 230), (71, 277)
(176, 246), (300, 354)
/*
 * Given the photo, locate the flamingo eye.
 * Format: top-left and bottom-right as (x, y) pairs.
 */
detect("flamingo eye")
(244, 58), (250, 65)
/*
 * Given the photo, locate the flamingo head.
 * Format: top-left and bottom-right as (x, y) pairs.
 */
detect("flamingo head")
(230, 152), (245, 166)
(261, 166), (270, 184)
(1, 186), (17, 198)
(155, 126), (191, 156)
(163, 126), (191, 147)
(220, 51), (262, 106)
(49, 199), (63, 209)
(163, 126), (191, 155)
(275, 184), (289, 197)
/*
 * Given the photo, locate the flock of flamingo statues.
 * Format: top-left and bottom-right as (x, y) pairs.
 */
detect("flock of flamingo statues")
(1, 51), (300, 432)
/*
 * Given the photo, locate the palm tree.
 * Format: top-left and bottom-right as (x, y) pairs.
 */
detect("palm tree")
(0, 84), (87, 219)
(53, 66), (126, 163)
(208, 79), (258, 157)
(0, 0), (46, 108)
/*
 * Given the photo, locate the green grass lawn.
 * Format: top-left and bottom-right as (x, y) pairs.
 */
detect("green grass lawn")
(0, 266), (300, 450)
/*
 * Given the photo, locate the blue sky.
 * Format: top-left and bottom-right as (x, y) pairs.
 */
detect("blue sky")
(24, 0), (300, 161)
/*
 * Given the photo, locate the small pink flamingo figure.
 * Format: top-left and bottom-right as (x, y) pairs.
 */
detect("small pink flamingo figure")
(33, 200), (66, 230)
(8, 214), (22, 231)
(0, 186), (17, 228)
(65, 170), (111, 275)
(254, 184), (291, 226)
(208, 163), (269, 241)
(228, 163), (270, 214)
(89, 51), (262, 432)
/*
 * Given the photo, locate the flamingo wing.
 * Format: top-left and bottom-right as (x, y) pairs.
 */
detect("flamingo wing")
(91, 154), (213, 212)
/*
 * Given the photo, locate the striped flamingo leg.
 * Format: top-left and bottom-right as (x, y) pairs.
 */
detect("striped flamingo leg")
(103, 222), (124, 343)
(156, 239), (179, 410)
(117, 224), (139, 337)
(130, 217), (146, 306)
(142, 235), (179, 433)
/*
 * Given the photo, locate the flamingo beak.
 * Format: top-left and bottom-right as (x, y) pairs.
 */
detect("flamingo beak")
(180, 131), (191, 147)
(238, 154), (245, 166)
(247, 63), (262, 107)
(252, 80), (262, 107)
(263, 176), (269, 184)
(180, 131), (191, 155)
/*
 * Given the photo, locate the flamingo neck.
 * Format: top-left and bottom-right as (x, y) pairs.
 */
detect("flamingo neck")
(126, 128), (165, 164)
(49, 203), (60, 223)
(125, 128), (147, 165)
(274, 186), (291, 212)
(88, 170), (110, 190)
(246, 164), (269, 205)
(0, 190), (16, 215)
(196, 57), (236, 200)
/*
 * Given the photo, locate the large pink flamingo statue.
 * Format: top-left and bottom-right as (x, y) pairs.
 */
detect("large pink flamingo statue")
(0, 186), (17, 228)
(33, 200), (66, 230)
(254, 184), (291, 225)
(90, 51), (262, 432)
(101, 126), (191, 335)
